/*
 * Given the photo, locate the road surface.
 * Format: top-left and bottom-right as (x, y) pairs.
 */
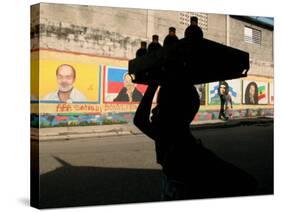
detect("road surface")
(35, 122), (273, 208)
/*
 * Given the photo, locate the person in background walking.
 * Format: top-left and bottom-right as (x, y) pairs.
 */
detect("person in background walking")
(225, 91), (233, 119)
(218, 81), (228, 120)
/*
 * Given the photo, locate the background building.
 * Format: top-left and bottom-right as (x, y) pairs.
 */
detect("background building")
(31, 3), (274, 127)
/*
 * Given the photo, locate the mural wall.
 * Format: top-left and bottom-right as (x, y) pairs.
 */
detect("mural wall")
(208, 79), (241, 105)
(31, 50), (274, 128)
(242, 80), (269, 105)
(269, 81), (274, 105)
(104, 66), (147, 103)
(39, 61), (101, 103)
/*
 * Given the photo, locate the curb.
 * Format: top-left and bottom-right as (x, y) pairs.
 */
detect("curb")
(191, 117), (273, 130)
(32, 117), (273, 141)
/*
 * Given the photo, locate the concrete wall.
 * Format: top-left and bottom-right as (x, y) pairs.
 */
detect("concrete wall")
(32, 3), (228, 59)
(205, 14), (227, 44)
(229, 17), (274, 77)
(33, 3), (147, 59)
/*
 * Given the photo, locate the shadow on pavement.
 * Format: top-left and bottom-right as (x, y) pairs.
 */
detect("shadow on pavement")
(38, 154), (268, 209)
(39, 157), (163, 209)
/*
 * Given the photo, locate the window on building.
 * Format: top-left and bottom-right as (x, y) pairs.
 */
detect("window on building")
(244, 26), (262, 45)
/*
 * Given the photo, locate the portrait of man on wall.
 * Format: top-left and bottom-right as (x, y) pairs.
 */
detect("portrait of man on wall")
(43, 64), (87, 103)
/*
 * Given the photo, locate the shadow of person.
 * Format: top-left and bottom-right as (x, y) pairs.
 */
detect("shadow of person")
(39, 156), (163, 209)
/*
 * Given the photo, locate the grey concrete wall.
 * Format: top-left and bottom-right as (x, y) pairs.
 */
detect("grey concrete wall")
(31, 3), (273, 77)
(148, 9), (185, 42)
(32, 3), (228, 59)
(229, 17), (273, 77)
(205, 14), (226, 44)
(35, 3), (148, 59)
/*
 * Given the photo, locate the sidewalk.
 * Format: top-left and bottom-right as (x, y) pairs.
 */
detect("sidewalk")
(31, 116), (273, 141)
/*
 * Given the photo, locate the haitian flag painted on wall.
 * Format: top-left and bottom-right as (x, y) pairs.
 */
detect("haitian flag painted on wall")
(104, 66), (147, 103)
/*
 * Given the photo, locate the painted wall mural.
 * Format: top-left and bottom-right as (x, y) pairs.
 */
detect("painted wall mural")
(243, 80), (268, 105)
(38, 60), (101, 103)
(208, 79), (241, 105)
(269, 81), (274, 105)
(30, 50), (274, 128)
(103, 66), (147, 103)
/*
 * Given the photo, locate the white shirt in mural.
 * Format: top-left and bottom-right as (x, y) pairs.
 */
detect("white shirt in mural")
(43, 87), (87, 103)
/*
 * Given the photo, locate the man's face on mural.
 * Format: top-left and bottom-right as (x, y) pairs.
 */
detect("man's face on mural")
(124, 74), (135, 93)
(249, 84), (256, 97)
(56, 65), (75, 92)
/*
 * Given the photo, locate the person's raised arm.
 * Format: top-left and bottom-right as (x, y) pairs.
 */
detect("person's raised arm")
(134, 85), (158, 139)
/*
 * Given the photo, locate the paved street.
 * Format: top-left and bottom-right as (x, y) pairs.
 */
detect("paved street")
(36, 122), (273, 208)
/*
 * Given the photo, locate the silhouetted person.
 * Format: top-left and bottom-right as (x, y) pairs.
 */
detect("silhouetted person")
(134, 81), (202, 199)
(134, 81), (257, 200)
(163, 27), (179, 47)
(184, 16), (203, 41)
(133, 16), (257, 201)
(134, 23), (203, 200)
(136, 41), (147, 58)
(218, 81), (228, 120)
(148, 35), (162, 53)
(134, 63), (201, 199)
